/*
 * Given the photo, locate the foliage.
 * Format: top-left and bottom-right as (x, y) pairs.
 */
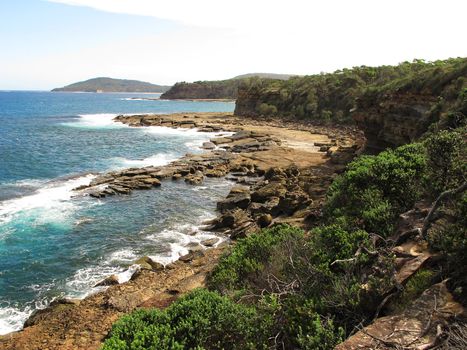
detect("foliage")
(325, 143), (427, 235)
(161, 79), (242, 99)
(257, 103), (278, 116)
(424, 128), (466, 195)
(428, 192), (467, 303)
(102, 289), (272, 350)
(295, 312), (345, 350)
(309, 224), (369, 263)
(389, 269), (435, 313)
(208, 224), (304, 292)
(235, 58), (467, 124)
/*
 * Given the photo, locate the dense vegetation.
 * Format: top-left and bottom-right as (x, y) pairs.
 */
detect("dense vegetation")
(235, 58), (467, 124)
(160, 73), (294, 99)
(160, 79), (242, 99)
(52, 77), (171, 92)
(232, 73), (297, 80)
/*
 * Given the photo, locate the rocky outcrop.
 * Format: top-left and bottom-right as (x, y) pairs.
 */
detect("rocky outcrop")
(336, 281), (465, 350)
(352, 92), (439, 151)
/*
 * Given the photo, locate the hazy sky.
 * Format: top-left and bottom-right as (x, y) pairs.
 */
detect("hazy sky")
(1, 0), (466, 90)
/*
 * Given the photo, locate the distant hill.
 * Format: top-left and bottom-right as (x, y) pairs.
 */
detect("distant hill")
(232, 73), (297, 80)
(52, 77), (171, 93)
(161, 73), (294, 100)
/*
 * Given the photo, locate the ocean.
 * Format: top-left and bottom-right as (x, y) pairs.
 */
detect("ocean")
(0, 91), (235, 334)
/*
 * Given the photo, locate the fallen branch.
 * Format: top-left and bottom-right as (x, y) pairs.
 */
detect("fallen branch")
(421, 181), (467, 239)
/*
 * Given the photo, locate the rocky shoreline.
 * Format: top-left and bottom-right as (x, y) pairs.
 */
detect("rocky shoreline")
(0, 113), (363, 350)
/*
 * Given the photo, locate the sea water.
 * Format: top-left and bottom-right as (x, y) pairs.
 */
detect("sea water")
(0, 91), (235, 334)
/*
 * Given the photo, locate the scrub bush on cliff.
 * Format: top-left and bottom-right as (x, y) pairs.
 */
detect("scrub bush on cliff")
(208, 224), (304, 293)
(102, 289), (272, 350)
(325, 143), (427, 235)
(424, 128), (466, 195)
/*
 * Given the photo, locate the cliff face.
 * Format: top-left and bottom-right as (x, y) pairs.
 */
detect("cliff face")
(234, 58), (467, 150)
(352, 60), (466, 150)
(160, 80), (240, 99)
(352, 92), (438, 150)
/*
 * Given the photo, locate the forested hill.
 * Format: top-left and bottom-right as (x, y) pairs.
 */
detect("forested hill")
(160, 73), (295, 99)
(52, 77), (171, 93)
(232, 73), (297, 80)
(234, 58), (467, 130)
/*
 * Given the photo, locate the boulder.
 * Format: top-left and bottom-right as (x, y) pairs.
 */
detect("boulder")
(205, 168), (227, 177)
(179, 250), (205, 262)
(202, 142), (216, 150)
(217, 193), (251, 212)
(185, 242), (204, 252)
(201, 237), (220, 247)
(141, 178), (162, 186)
(185, 172), (204, 185)
(94, 275), (119, 287)
(264, 167), (286, 180)
(251, 183), (287, 203)
(108, 185), (132, 194)
(257, 214), (273, 228)
(227, 185), (250, 197)
(135, 256), (164, 271)
(211, 137), (232, 145)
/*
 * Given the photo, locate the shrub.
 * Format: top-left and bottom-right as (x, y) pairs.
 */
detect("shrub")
(428, 192), (467, 303)
(102, 289), (272, 350)
(424, 128), (466, 195)
(388, 269), (435, 313)
(310, 224), (369, 263)
(295, 314), (345, 350)
(257, 103), (278, 116)
(325, 143), (427, 235)
(208, 224), (304, 292)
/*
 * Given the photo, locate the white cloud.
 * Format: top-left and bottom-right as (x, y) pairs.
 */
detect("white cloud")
(3, 0), (467, 89)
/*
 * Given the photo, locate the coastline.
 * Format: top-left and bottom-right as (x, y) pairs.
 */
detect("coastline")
(0, 113), (363, 350)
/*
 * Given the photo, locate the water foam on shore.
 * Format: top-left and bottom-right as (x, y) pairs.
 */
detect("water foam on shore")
(0, 174), (95, 227)
(62, 114), (128, 129)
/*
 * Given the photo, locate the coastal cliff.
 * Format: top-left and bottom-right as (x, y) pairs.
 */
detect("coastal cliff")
(160, 80), (241, 99)
(160, 74), (293, 100)
(234, 58), (467, 149)
(353, 59), (467, 150)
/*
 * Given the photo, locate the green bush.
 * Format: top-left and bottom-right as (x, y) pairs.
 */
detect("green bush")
(424, 128), (466, 195)
(310, 224), (369, 263)
(102, 289), (272, 350)
(208, 224), (304, 292)
(257, 103), (278, 116)
(296, 314), (345, 350)
(283, 297), (345, 349)
(325, 143), (427, 235)
(389, 269), (435, 313)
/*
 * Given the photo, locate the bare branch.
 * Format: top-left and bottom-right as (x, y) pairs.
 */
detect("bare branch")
(421, 181), (467, 238)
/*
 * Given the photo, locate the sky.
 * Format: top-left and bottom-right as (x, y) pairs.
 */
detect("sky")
(0, 0), (466, 90)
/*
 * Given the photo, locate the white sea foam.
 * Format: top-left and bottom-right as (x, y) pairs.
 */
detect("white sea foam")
(144, 211), (225, 265)
(111, 153), (177, 168)
(144, 125), (204, 136)
(120, 97), (157, 101)
(0, 305), (31, 335)
(62, 113), (127, 129)
(0, 174), (95, 226)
